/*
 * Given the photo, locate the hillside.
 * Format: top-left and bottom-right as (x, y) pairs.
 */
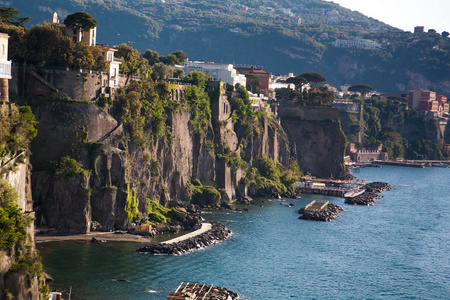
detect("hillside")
(6, 0), (450, 95)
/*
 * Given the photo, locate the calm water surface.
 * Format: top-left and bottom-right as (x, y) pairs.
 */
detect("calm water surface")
(38, 166), (450, 299)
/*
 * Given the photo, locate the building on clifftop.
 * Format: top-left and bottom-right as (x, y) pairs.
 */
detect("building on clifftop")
(0, 33), (11, 103)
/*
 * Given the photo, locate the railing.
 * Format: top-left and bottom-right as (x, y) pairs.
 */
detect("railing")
(0, 60), (11, 78)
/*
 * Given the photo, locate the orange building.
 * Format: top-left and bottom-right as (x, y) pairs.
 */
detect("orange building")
(407, 89), (439, 112)
(235, 66), (271, 93)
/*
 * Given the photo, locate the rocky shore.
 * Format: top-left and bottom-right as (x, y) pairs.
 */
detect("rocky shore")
(345, 182), (392, 206)
(136, 221), (231, 255)
(298, 203), (344, 222)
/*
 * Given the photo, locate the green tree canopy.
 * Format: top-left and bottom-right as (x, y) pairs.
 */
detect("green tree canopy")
(115, 43), (148, 77)
(184, 71), (207, 89)
(0, 7), (31, 26)
(142, 49), (159, 66)
(299, 72), (327, 87)
(26, 23), (74, 66)
(285, 76), (307, 91)
(348, 84), (374, 96)
(64, 11), (97, 31)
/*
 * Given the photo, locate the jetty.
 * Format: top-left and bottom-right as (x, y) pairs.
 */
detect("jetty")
(168, 282), (239, 300)
(295, 180), (365, 198)
(137, 222), (231, 255)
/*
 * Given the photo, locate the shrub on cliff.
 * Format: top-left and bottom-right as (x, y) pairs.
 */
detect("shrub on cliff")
(53, 156), (87, 178)
(146, 199), (183, 224)
(187, 180), (221, 207)
(0, 105), (37, 162)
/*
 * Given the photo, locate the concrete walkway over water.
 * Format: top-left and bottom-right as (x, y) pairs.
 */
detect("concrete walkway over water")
(162, 223), (212, 244)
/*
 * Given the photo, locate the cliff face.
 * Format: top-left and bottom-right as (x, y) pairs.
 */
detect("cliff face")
(278, 105), (346, 178)
(1, 159), (41, 300)
(28, 91), (295, 233)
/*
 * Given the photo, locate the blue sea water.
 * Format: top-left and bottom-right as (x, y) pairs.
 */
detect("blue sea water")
(38, 166), (450, 299)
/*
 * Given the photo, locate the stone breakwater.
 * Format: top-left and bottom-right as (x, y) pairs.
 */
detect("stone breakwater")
(345, 182), (392, 206)
(298, 203), (344, 222)
(136, 222), (231, 255)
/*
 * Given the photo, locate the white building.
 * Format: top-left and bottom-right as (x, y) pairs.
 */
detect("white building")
(0, 33), (11, 102)
(332, 38), (381, 50)
(98, 46), (122, 89)
(183, 60), (246, 87)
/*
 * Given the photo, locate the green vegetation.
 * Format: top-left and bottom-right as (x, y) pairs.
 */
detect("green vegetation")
(146, 199), (183, 224)
(0, 179), (47, 298)
(243, 155), (298, 196)
(187, 179), (221, 207)
(354, 95), (447, 160)
(64, 11), (97, 31)
(0, 105), (37, 162)
(53, 156), (87, 178)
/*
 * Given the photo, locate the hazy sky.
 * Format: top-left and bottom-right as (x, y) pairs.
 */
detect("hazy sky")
(325, 0), (449, 33)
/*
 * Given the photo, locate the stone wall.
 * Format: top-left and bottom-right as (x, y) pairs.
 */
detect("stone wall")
(11, 64), (101, 101)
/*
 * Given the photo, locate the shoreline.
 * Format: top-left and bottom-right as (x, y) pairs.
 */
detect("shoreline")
(35, 231), (152, 244)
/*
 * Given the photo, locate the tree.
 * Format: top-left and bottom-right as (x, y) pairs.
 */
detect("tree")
(26, 23), (74, 66)
(73, 42), (95, 70)
(142, 49), (159, 66)
(115, 43), (148, 77)
(64, 11), (97, 31)
(285, 76), (307, 91)
(246, 74), (261, 93)
(151, 62), (171, 81)
(299, 72), (326, 88)
(0, 7), (31, 26)
(184, 71), (207, 89)
(171, 50), (188, 65)
(348, 84), (374, 97)
(442, 31), (449, 38)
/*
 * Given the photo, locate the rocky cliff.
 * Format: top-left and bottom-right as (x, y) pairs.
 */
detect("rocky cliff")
(278, 104), (346, 178)
(27, 83), (297, 233)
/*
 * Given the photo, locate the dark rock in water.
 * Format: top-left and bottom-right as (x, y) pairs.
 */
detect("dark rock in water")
(91, 237), (106, 243)
(363, 182), (392, 193)
(299, 204), (344, 222)
(220, 201), (235, 210)
(236, 195), (254, 205)
(136, 221), (231, 255)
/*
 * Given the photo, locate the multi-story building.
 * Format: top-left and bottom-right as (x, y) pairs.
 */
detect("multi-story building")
(332, 38), (381, 50)
(0, 33), (11, 102)
(234, 66), (271, 92)
(51, 12), (96, 46)
(183, 60), (246, 87)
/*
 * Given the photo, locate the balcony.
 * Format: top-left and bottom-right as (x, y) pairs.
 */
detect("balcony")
(0, 61), (11, 79)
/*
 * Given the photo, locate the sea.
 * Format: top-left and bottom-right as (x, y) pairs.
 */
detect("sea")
(38, 166), (450, 299)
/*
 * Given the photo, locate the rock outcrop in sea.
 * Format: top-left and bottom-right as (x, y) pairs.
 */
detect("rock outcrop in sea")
(345, 182), (392, 205)
(298, 203), (344, 222)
